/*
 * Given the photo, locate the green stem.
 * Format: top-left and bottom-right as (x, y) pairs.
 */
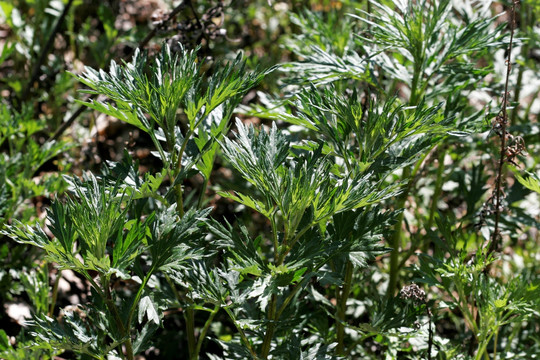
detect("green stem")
(493, 327), (499, 360)
(386, 149), (431, 298)
(102, 275), (133, 360)
(277, 224), (313, 264)
(260, 294), (278, 359)
(455, 282), (478, 336)
(148, 131), (169, 170)
(186, 306), (197, 359)
(223, 307), (258, 359)
(197, 177), (209, 209)
(475, 331), (495, 360)
(174, 129), (194, 218)
(165, 274), (197, 360)
(165, 274), (182, 305)
(386, 51), (426, 297)
(427, 148), (446, 229)
(386, 167), (410, 298)
(126, 266), (156, 328)
(409, 64), (423, 106)
(275, 277), (311, 321)
(336, 261), (353, 355)
(48, 269), (61, 317)
(424, 147), (447, 253)
(270, 214), (279, 262)
(193, 304), (220, 359)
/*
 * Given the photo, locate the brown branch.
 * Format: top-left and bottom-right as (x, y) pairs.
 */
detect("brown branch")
(488, 1), (518, 255)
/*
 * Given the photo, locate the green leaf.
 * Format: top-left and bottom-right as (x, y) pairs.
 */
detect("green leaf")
(47, 200), (76, 253)
(2, 220), (50, 249)
(75, 99), (149, 131)
(0, 329), (11, 351)
(65, 172), (130, 261)
(514, 170), (540, 194)
(138, 295), (160, 325)
(149, 207), (211, 270)
(132, 322), (159, 354)
(207, 219), (266, 277)
(203, 53), (272, 118)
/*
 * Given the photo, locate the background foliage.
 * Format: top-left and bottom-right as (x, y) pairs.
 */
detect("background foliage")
(0, 0), (539, 359)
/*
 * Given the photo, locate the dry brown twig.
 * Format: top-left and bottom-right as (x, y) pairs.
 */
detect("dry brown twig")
(483, 0), (526, 255)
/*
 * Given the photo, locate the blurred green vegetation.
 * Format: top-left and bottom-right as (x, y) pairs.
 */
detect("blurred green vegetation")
(0, 0), (539, 359)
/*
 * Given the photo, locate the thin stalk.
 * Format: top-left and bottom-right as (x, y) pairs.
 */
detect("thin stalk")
(174, 129), (194, 217)
(427, 148), (446, 230)
(409, 46), (425, 107)
(455, 281), (478, 337)
(223, 307), (258, 358)
(524, 88), (539, 121)
(260, 200), (291, 357)
(259, 258), (342, 356)
(193, 304), (220, 359)
(126, 266), (156, 328)
(259, 294), (277, 359)
(493, 327), (499, 360)
(387, 167), (410, 298)
(164, 274), (183, 305)
(185, 307), (197, 358)
(511, 3), (530, 125)
(475, 331), (495, 360)
(336, 261), (353, 355)
(504, 324), (521, 353)
(423, 146), (447, 254)
(102, 275), (133, 360)
(489, 2), (518, 255)
(148, 131), (170, 170)
(48, 269), (61, 317)
(386, 148), (430, 298)
(386, 50), (426, 297)
(275, 276), (312, 321)
(277, 223), (313, 263)
(427, 309), (433, 360)
(345, 332), (377, 357)
(197, 177), (209, 209)
(270, 214), (279, 262)
(164, 273), (196, 358)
